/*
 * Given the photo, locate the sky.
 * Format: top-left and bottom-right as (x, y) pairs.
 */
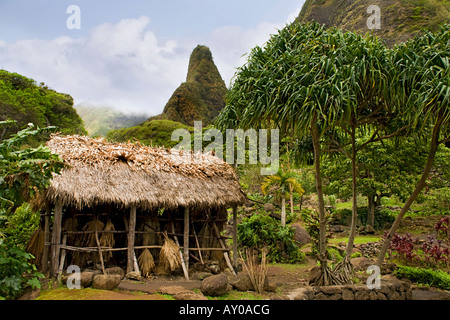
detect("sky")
(0, 1), (305, 116)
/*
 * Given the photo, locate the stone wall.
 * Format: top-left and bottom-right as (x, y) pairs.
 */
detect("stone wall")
(289, 278), (412, 300)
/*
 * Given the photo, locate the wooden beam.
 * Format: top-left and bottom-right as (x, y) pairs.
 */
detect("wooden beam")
(40, 213), (50, 274)
(171, 222), (189, 281)
(212, 222), (237, 276)
(191, 221), (204, 265)
(50, 200), (63, 277)
(183, 207), (189, 272)
(94, 220), (106, 275)
(127, 205), (137, 274)
(57, 234), (67, 281)
(232, 206), (238, 271)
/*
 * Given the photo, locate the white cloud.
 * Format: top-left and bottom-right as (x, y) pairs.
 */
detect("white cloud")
(0, 16), (188, 115)
(0, 10), (299, 115)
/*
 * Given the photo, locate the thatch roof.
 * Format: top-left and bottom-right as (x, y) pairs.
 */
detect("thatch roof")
(39, 135), (245, 211)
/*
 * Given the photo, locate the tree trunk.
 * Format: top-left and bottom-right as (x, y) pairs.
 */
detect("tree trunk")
(346, 125), (358, 259)
(281, 196), (286, 227)
(367, 195), (376, 228)
(289, 183), (294, 218)
(127, 205), (137, 274)
(376, 116), (444, 266)
(310, 117), (327, 267)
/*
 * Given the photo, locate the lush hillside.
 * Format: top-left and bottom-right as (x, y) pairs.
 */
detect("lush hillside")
(296, 0), (450, 46)
(75, 104), (148, 137)
(106, 119), (194, 148)
(0, 69), (86, 138)
(150, 45), (228, 126)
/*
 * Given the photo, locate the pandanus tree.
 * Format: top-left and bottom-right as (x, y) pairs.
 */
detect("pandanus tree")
(216, 22), (396, 284)
(377, 24), (450, 266)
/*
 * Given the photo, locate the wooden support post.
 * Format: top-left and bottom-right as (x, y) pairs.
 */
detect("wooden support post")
(41, 213), (50, 274)
(232, 206), (238, 271)
(212, 222), (237, 276)
(94, 220), (106, 275)
(191, 221), (204, 265)
(183, 207), (189, 272)
(127, 205), (137, 274)
(171, 223), (189, 281)
(57, 235), (67, 281)
(51, 200), (63, 277)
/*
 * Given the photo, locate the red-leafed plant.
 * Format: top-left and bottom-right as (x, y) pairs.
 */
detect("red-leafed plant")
(387, 232), (416, 262)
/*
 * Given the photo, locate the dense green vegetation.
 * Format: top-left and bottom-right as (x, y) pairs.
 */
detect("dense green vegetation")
(237, 211), (305, 263)
(76, 105), (148, 137)
(0, 122), (64, 299)
(216, 20), (449, 286)
(296, 0), (450, 46)
(0, 70), (86, 140)
(107, 119), (194, 148)
(396, 266), (450, 290)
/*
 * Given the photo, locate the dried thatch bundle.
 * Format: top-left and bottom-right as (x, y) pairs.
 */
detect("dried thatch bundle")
(100, 219), (115, 261)
(159, 232), (181, 272)
(64, 215), (78, 245)
(240, 248), (268, 294)
(26, 227), (44, 266)
(138, 249), (155, 277)
(74, 218), (104, 266)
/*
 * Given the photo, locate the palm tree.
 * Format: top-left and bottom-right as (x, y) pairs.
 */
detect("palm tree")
(261, 168), (304, 227)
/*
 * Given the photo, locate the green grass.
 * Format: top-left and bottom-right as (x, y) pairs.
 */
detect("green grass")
(335, 201), (352, 209)
(36, 287), (113, 300)
(207, 290), (266, 300)
(329, 236), (381, 245)
(268, 262), (308, 271)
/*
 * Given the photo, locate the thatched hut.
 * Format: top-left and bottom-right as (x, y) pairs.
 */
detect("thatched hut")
(34, 135), (245, 280)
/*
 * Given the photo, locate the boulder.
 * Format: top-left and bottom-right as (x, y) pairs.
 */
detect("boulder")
(308, 266), (322, 285)
(291, 223), (310, 245)
(125, 272), (141, 280)
(200, 273), (230, 297)
(263, 276), (277, 292)
(104, 267), (125, 279)
(192, 271), (213, 281)
(61, 271), (96, 288)
(92, 274), (122, 290)
(80, 271), (96, 287)
(230, 273), (276, 292)
(263, 203), (276, 213)
(159, 285), (208, 300)
(230, 274), (254, 292)
(350, 257), (374, 271)
(174, 292), (208, 300)
(159, 286), (191, 296)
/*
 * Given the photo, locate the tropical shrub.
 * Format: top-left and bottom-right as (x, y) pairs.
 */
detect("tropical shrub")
(0, 242), (44, 299)
(0, 122), (64, 299)
(237, 212), (305, 263)
(331, 207), (396, 230)
(395, 266), (450, 290)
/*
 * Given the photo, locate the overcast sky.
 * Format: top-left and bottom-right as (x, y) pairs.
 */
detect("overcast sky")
(0, 1), (305, 115)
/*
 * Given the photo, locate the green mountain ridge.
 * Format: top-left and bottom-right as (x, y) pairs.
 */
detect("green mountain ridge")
(106, 45), (227, 147)
(106, 119), (194, 148)
(149, 45), (228, 127)
(296, 0), (450, 46)
(0, 69), (86, 139)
